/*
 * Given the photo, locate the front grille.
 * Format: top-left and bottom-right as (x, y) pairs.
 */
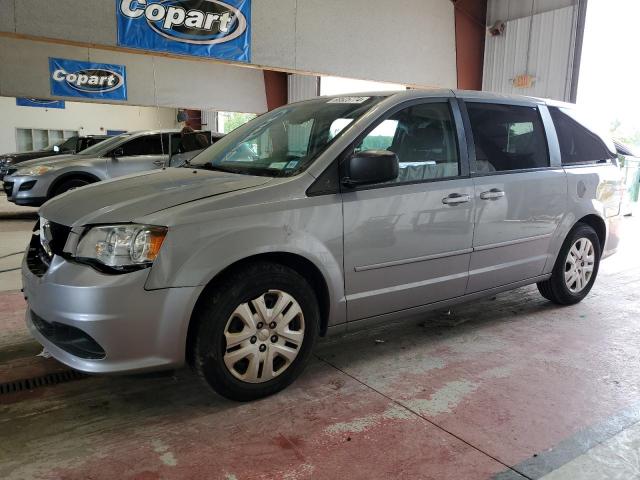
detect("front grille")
(31, 311), (106, 360)
(2, 181), (13, 196)
(48, 222), (71, 256)
(27, 220), (49, 276)
(26, 220), (71, 276)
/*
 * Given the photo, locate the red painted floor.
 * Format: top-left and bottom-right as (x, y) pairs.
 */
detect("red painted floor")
(1, 217), (639, 479)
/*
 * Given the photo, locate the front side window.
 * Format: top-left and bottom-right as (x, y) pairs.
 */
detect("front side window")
(119, 134), (164, 156)
(353, 102), (460, 184)
(467, 103), (549, 173)
(189, 96), (386, 177)
(549, 107), (613, 165)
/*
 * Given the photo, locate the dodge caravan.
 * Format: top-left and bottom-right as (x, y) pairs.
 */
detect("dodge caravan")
(23, 90), (622, 400)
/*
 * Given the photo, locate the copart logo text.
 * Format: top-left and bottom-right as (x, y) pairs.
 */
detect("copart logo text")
(119, 0), (247, 44)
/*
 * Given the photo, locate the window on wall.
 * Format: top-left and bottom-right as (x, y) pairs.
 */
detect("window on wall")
(354, 102), (460, 185)
(548, 107), (613, 165)
(217, 112), (257, 134)
(15, 128), (77, 152)
(466, 103), (549, 173)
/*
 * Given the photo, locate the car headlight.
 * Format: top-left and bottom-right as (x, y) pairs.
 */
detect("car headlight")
(16, 165), (56, 176)
(0, 156), (14, 166)
(75, 224), (168, 270)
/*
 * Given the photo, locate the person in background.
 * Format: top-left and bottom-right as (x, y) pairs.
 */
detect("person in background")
(180, 126), (209, 152)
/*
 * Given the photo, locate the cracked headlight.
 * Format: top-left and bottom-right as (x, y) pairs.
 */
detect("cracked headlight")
(75, 224), (167, 270)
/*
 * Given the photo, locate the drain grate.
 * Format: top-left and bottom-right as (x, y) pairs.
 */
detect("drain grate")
(0, 370), (87, 395)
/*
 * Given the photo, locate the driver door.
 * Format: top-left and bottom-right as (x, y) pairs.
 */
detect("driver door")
(342, 100), (475, 321)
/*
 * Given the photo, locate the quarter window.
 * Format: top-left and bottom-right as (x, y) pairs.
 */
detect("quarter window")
(354, 102), (460, 184)
(466, 103), (549, 173)
(549, 107), (612, 164)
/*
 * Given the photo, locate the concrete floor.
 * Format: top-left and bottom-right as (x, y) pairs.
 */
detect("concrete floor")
(1, 199), (639, 479)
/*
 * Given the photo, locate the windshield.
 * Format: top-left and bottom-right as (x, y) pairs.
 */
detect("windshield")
(40, 137), (74, 152)
(78, 133), (133, 156)
(188, 96), (385, 177)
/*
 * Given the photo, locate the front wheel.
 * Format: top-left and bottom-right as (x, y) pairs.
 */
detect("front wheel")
(537, 223), (601, 305)
(192, 262), (319, 401)
(52, 178), (91, 197)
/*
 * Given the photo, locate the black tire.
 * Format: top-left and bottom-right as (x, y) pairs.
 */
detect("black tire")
(192, 262), (319, 401)
(537, 223), (601, 305)
(52, 178), (91, 197)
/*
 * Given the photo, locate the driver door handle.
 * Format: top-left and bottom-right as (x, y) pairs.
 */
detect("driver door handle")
(153, 160), (165, 166)
(442, 193), (471, 205)
(480, 189), (505, 200)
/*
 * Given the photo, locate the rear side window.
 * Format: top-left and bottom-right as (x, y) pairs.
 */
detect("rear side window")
(549, 107), (612, 165)
(466, 103), (549, 173)
(119, 134), (164, 156)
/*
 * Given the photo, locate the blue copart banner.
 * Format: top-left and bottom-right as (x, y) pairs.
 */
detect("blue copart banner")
(116, 0), (251, 62)
(49, 58), (128, 101)
(16, 98), (66, 109)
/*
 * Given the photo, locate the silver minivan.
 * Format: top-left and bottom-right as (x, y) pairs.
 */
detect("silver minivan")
(23, 90), (622, 401)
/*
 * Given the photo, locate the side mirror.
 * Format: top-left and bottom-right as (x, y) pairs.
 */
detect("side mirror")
(342, 150), (399, 187)
(112, 147), (124, 158)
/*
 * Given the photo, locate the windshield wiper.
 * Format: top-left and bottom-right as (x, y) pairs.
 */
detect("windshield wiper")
(192, 163), (242, 174)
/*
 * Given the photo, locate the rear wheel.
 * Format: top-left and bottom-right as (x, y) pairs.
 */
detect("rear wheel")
(537, 223), (601, 305)
(192, 262), (319, 401)
(52, 178), (91, 197)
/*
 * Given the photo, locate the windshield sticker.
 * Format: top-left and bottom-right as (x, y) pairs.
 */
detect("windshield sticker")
(268, 162), (287, 170)
(286, 160), (299, 169)
(328, 96), (370, 104)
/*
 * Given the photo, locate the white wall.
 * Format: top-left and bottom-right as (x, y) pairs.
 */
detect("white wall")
(483, 3), (579, 101)
(253, 0), (457, 87)
(320, 77), (406, 96)
(487, 0), (575, 23)
(1, 0), (457, 89)
(0, 96), (177, 153)
(0, 37), (269, 114)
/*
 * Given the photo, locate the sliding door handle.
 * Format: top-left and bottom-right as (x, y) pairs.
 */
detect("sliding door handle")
(480, 189), (505, 200)
(442, 193), (471, 205)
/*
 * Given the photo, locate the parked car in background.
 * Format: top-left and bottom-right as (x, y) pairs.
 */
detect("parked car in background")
(3, 129), (219, 206)
(614, 139), (640, 216)
(0, 135), (111, 179)
(22, 90), (622, 401)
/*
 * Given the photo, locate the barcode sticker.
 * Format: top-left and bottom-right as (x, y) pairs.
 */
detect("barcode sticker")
(327, 96), (370, 104)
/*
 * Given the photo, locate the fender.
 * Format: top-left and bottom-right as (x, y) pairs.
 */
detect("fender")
(47, 170), (103, 197)
(543, 163), (621, 272)
(144, 197), (346, 327)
